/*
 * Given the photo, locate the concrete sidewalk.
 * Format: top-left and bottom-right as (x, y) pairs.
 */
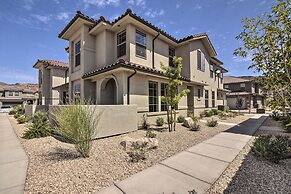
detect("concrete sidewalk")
(97, 115), (267, 194)
(0, 113), (28, 194)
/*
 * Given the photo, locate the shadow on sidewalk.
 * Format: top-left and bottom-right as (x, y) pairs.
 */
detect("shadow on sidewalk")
(223, 116), (268, 136)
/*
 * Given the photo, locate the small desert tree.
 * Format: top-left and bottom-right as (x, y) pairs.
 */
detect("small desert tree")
(236, 97), (244, 114)
(234, 0), (291, 114)
(161, 56), (190, 132)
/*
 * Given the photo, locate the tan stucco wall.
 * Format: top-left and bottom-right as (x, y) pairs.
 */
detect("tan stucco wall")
(49, 105), (138, 139)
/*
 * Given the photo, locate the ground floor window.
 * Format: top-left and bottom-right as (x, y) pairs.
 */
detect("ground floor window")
(205, 90), (209, 108)
(149, 81), (158, 112)
(160, 83), (168, 111)
(212, 91), (215, 108)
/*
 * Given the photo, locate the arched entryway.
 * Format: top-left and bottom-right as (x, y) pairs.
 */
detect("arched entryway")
(100, 78), (117, 105)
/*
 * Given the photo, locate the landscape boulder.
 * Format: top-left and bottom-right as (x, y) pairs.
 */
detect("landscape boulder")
(120, 137), (158, 151)
(183, 117), (194, 128)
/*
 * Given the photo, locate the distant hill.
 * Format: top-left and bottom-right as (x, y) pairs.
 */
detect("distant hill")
(0, 81), (6, 85)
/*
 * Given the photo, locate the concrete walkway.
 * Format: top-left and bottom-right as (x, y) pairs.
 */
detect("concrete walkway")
(0, 113), (28, 194)
(97, 115), (267, 194)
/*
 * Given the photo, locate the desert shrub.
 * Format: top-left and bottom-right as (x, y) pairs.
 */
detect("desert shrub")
(14, 105), (25, 115)
(190, 121), (200, 131)
(128, 142), (148, 162)
(218, 111), (228, 120)
(211, 109), (219, 115)
(191, 116), (200, 122)
(156, 117), (164, 126)
(204, 110), (213, 117)
(14, 113), (20, 119)
(9, 109), (16, 115)
(17, 115), (27, 124)
(207, 118), (218, 127)
(271, 111), (281, 121)
(146, 130), (157, 138)
(177, 115), (185, 123)
(23, 112), (51, 139)
(251, 135), (289, 163)
(224, 106), (230, 112)
(141, 114), (150, 130)
(52, 101), (100, 158)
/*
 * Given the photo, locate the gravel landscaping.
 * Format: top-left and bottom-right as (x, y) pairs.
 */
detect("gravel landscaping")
(207, 117), (291, 194)
(7, 114), (250, 193)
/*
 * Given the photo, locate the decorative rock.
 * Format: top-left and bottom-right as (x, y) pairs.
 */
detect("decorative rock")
(183, 117), (194, 128)
(120, 137), (158, 150)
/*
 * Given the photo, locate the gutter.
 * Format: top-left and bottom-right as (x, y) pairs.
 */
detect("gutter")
(152, 32), (160, 69)
(127, 69), (137, 105)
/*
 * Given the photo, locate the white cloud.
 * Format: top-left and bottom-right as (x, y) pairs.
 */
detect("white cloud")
(259, 0), (266, 5)
(83, 0), (120, 8)
(56, 12), (70, 21)
(145, 9), (165, 18)
(109, 14), (119, 21)
(232, 55), (252, 63)
(128, 0), (145, 6)
(53, 0), (60, 4)
(193, 3), (202, 10)
(23, 0), (34, 10)
(176, 3), (180, 9)
(31, 14), (51, 24)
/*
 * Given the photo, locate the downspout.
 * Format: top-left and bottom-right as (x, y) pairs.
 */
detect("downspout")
(65, 69), (68, 84)
(152, 32), (160, 69)
(127, 69), (137, 105)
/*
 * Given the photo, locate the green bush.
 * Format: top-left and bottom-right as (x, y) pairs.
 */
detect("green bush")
(211, 109), (219, 115)
(128, 142), (148, 162)
(251, 135), (289, 163)
(17, 115), (27, 124)
(146, 130), (157, 138)
(14, 113), (20, 119)
(156, 117), (164, 126)
(271, 111), (281, 121)
(14, 105), (25, 115)
(52, 101), (100, 158)
(218, 111), (228, 120)
(190, 121), (200, 131)
(22, 112), (51, 139)
(207, 118), (218, 127)
(177, 115), (185, 123)
(284, 122), (291, 133)
(204, 110), (213, 117)
(9, 109), (16, 115)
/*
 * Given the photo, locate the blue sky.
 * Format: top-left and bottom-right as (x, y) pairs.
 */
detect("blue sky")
(0, 0), (275, 84)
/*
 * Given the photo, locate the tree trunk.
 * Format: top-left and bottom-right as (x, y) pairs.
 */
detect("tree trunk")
(173, 109), (177, 131)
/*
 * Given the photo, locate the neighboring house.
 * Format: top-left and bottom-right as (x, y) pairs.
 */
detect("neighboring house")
(33, 59), (69, 105)
(0, 83), (38, 107)
(58, 9), (228, 119)
(224, 76), (266, 110)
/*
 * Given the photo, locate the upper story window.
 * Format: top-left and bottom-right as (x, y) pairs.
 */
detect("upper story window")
(240, 83), (245, 88)
(14, 91), (19, 96)
(224, 84), (229, 89)
(8, 91), (13, 96)
(210, 64), (214, 78)
(136, 30), (147, 58)
(197, 50), (205, 72)
(169, 47), (175, 67)
(75, 41), (81, 67)
(117, 30), (126, 58)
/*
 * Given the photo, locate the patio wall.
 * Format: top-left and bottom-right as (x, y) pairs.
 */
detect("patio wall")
(25, 105), (48, 118)
(49, 105), (138, 138)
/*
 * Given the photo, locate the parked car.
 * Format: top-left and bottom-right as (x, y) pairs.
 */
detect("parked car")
(0, 105), (12, 113)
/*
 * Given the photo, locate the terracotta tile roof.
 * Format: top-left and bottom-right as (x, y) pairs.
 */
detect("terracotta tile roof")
(58, 11), (97, 38)
(82, 59), (190, 82)
(60, 9), (213, 46)
(33, 59), (69, 69)
(224, 76), (250, 84)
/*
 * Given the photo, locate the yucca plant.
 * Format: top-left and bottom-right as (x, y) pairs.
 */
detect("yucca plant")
(23, 111), (51, 139)
(52, 100), (100, 158)
(17, 115), (27, 124)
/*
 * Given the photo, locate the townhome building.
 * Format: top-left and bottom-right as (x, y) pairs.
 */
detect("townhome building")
(33, 59), (69, 105)
(0, 83), (38, 107)
(224, 76), (267, 110)
(58, 9), (228, 120)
